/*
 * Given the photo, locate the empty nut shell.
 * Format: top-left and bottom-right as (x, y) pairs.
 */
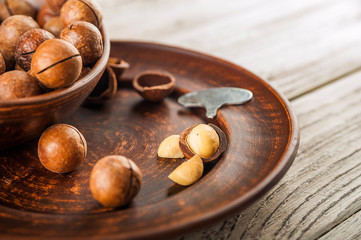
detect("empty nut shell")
(133, 71), (175, 102)
(15, 29), (55, 72)
(108, 57), (129, 80)
(90, 155), (142, 208)
(179, 123), (227, 163)
(85, 64), (117, 105)
(31, 39), (82, 89)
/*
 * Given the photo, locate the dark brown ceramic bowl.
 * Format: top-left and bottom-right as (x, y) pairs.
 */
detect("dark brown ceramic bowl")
(0, 25), (110, 151)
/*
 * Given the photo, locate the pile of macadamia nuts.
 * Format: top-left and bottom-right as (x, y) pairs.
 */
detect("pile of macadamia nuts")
(0, 0), (104, 100)
(0, 0), (144, 209)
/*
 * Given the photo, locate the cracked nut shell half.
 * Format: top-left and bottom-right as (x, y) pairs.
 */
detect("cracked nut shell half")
(179, 123), (227, 163)
(133, 71), (175, 102)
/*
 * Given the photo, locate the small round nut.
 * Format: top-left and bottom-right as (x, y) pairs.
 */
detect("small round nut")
(60, 21), (103, 66)
(46, 0), (67, 14)
(36, 2), (57, 27)
(15, 29), (55, 72)
(0, 70), (42, 100)
(60, 0), (103, 29)
(0, 15), (40, 69)
(31, 39), (82, 89)
(0, 52), (5, 75)
(179, 123), (227, 163)
(43, 16), (65, 37)
(38, 124), (87, 173)
(0, 0), (36, 21)
(90, 155), (142, 208)
(168, 154), (203, 186)
(157, 135), (184, 158)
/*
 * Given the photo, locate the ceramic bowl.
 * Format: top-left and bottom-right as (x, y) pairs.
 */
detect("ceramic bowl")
(0, 23), (110, 150)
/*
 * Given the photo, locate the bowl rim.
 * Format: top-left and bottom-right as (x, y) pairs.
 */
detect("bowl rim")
(0, 24), (110, 108)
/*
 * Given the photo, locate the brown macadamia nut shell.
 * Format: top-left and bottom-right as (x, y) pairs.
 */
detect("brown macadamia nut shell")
(38, 124), (87, 173)
(90, 155), (142, 208)
(0, 70), (42, 100)
(43, 16), (65, 37)
(36, 3), (57, 27)
(0, 15), (39, 70)
(179, 123), (228, 163)
(31, 38), (82, 89)
(0, 0), (36, 21)
(60, 0), (103, 29)
(0, 52), (5, 75)
(60, 21), (103, 65)
(46, 0), (67, 14)
(133, 71), (175, 102)
(15, 29), (55, 72)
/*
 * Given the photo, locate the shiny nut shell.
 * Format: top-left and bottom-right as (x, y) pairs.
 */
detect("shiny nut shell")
(38, 124), (87, 173)
(179, 123), (227, 163)
(31, 39), (82, 89)
(0, 70), (42, 100)
(36, 3), (57, 27)
(0, 15), (40, 69)
(60, 21), (103, 65)
(90, 155), (142, 208)
(60, 0), (103, 28)
(46, 0), (67, 14)
(0, 0), (36, 21)
(43, 16), (65, 37)
(15, 29), (55, 72)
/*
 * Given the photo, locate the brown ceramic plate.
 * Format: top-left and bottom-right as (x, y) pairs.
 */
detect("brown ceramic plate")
(0, 41), (299, 240)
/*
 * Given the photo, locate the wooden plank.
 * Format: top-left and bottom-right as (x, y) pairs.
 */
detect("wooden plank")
(99, 0), (361, 99)
(178, 69), (361, 239)
(319, 210), (361, 240)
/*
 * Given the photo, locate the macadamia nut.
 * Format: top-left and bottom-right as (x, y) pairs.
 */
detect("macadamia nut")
(157, 135), (184, 158)
(186, 124), (220, 158)
(168, 155), (204, 186)
(90, 155), (142, 208)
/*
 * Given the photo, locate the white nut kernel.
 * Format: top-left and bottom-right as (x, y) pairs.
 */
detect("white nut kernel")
(157, 135), (184, 158)
(168, 155), (203, 186)
(186, 124), (220, 158)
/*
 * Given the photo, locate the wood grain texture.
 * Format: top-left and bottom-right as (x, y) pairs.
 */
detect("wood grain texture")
(100, 0), (361, 99)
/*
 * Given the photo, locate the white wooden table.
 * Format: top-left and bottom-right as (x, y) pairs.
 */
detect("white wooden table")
(98, 0), (361, 239)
